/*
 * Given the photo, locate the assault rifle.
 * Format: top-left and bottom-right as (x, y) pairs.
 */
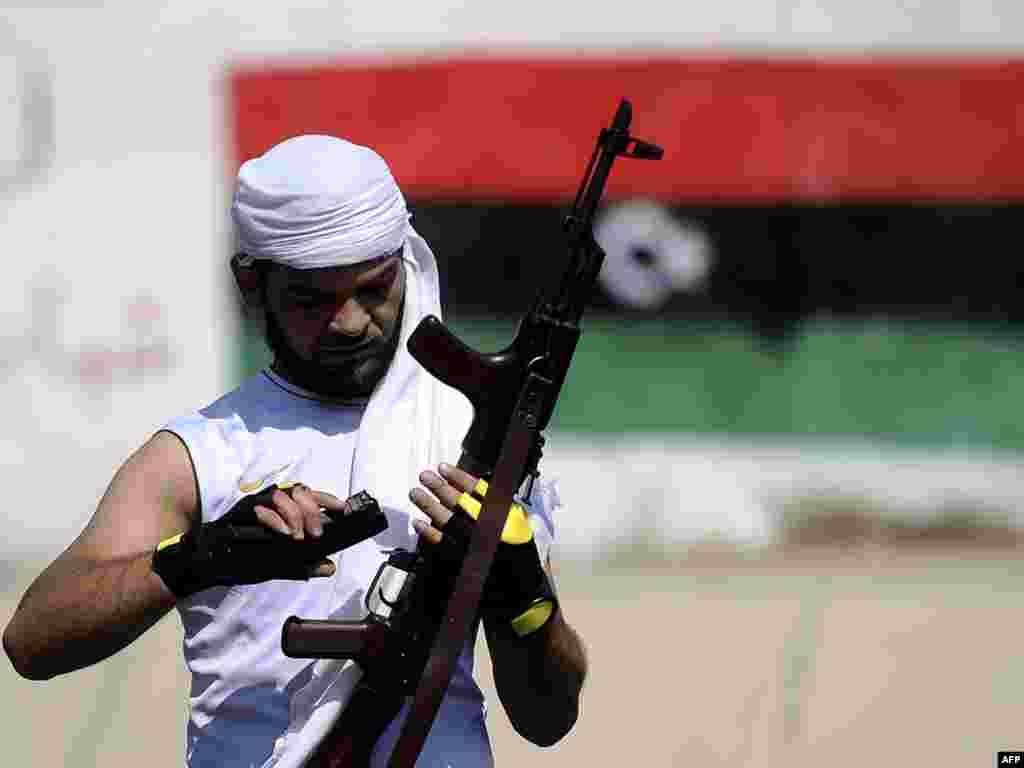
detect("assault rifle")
(282, 99), (663, 767)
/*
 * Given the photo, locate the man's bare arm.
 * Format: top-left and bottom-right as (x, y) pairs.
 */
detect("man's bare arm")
(409, 465), (588, 747)
(2, 430), (197, 680)
(484, 558), (588, 747)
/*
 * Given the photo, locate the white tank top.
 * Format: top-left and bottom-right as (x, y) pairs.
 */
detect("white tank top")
(164, 369), (557, 768)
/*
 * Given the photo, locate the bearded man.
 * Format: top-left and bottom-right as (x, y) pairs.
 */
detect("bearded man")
(4, 135), (587, 767)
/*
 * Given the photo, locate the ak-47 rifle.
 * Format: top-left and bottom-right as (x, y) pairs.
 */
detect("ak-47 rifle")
(282, 98), (663, 768)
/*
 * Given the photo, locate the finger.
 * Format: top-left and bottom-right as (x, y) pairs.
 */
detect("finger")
(272, 488), (307, 540)
(310, 490), (348, 515)
(414, 517), (469, 568)
(254, 504), (293, 536)
(438, 463), (483, 495)
(426, 468), (483, 521)
(309, 559), (336, 578)
(290, 484), (324, 537)
(409, 486), (453, 529)
(412, 517), (443, 545)
(418, 470), (463, 511)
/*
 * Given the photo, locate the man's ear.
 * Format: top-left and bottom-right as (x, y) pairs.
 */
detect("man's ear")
(231, 254), (266, 309)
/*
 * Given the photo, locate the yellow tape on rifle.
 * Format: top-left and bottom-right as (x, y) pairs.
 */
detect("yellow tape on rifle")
(456, 494), (533, 545)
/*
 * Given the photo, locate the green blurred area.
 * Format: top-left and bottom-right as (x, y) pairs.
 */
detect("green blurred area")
(239, 316), (1024, 450)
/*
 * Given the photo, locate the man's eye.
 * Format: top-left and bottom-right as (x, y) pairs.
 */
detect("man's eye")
(359, 283), (389, 299)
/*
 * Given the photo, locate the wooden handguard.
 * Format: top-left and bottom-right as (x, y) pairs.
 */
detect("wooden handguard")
(281, 616), (391, 667)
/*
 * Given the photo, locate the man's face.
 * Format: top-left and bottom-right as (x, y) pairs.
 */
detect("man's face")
(262, 250), (406, 399)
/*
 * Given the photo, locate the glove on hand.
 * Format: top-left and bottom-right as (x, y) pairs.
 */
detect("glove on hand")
(434, 479), (556, 638)
(152, 486), (387, 598)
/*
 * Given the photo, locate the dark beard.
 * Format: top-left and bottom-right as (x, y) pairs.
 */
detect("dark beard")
(264, 298), (404, 400)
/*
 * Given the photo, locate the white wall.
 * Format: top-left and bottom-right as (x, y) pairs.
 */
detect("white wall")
(1, 0), (1021, 558)
(543, 433), (1024, 559)
(1, 12), (234, 559)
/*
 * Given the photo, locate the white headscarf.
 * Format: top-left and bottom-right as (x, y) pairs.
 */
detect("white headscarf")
(232, 134), (410, 269)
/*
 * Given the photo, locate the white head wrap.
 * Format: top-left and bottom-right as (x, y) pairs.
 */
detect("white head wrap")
(232, 135), (410, 269)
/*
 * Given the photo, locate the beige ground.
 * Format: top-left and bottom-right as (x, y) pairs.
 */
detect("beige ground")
(3, 550), (1021, 766)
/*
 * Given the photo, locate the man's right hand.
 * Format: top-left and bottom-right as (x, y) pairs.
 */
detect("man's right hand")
(152, 485), (387, 599)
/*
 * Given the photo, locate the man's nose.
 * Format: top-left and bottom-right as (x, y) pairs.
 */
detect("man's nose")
(327, 298), (370, 338)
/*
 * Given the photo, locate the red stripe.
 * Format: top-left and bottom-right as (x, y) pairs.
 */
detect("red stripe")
(229, 56), (1024, 202)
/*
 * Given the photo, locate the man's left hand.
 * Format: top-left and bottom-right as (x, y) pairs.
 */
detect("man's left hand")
(409, 463), (556, 637)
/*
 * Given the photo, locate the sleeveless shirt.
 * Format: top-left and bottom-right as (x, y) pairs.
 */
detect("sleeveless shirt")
(164, 368), (557, 767)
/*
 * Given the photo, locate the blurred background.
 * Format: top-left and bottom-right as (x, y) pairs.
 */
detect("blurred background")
(2, 1), (1023, 766)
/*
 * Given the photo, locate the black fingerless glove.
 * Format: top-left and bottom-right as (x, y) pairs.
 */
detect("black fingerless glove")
(436, 487), (557, 638)
(152, 486), (387, 599)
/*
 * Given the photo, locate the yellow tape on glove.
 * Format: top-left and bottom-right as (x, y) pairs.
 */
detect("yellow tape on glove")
(510, 598), (555, 637)
(456, 493), (533, 545)
(156, 532), (184, 552)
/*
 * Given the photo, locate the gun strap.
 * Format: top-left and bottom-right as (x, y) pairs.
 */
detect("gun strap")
(387, 373), (549, 768)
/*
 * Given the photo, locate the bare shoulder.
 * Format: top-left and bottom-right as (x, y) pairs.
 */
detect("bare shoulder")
(69, 430), (199, 562)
